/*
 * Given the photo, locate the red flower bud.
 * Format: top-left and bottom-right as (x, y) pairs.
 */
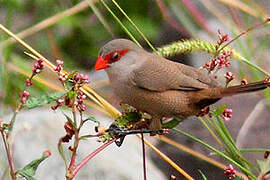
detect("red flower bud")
(43, 150), (51, 157)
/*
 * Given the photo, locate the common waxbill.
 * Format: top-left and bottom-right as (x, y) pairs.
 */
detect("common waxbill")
(94, 39), (269, 131)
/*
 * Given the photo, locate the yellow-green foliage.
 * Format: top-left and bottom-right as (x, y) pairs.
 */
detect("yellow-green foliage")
(155, 39), (243, 60)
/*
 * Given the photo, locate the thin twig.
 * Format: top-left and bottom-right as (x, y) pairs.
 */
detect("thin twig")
(87, 0), (115, 37)
(67, 109), (79, 179)
(141, 133), (147, 180)
(111, 0), (156, 51)
(99, 0), (141, 48)
(79, 134), (101, 140)
(0, 131), (16, 180)
(70, 138), (116, 179)
(218, 18), (270, 53)
(137, 134), (194, 180)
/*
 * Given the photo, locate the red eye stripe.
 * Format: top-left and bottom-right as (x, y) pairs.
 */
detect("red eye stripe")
(104, 49), (129, 63)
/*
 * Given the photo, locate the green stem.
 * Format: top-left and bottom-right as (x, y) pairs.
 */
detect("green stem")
(240, 149), (270, 153)
(239, 57), (270, 76)
(1, 131), (16, 180)
(100, 0), (141, 47)
(173, 128), (255, 179)
(111, 0), (156, 51)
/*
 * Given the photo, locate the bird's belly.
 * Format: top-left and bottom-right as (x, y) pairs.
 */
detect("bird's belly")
(112, 82), (198, 120)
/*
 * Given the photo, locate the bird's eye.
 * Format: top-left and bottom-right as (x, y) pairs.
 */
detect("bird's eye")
(112, 52), (120, 60)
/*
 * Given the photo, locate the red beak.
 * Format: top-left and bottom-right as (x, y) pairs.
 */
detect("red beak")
(94, 56), (109, 71)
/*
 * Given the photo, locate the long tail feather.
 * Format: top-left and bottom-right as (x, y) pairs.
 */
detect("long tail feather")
(195, 80), (269, 108)
(219, 80), (269, 97)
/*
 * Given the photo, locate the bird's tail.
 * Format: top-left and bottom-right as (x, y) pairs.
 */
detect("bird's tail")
(195, 79), (269, 108)
(218, 80), (269, 97)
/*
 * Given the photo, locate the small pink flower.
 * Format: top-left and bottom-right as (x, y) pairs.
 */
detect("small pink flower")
(26, 79), (34, 86)
(23, 90), (30, 97)
(222, 108), (233, 121)
(79, 104), (86, 111)
(203, 61), (211, 69)
(217, 51), (232, 69)
(32, 59), (44, 74)
(163, 129), (169, 135)
(55, 60), (64, 72)
(20, 90), (30, 104)
(58, 74), (67, 82)
(56, 60), (64, 66)
(224, 164), (236, 179)
(51, 98), (64, 110)
(80, 74), (90, 84)
(75, 91), (87, 112)
(73, 73), (90, 84)
(218, 29), (230, 45)
(225, 72), (234, 84)
(210, 58), (218, 71)
(21, 97), (27, 104)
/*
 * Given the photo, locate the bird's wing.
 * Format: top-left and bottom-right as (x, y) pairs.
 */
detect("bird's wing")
(129, 57), (220, 92)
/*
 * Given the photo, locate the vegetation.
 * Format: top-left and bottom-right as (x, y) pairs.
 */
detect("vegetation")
(0, 0), (270, 179)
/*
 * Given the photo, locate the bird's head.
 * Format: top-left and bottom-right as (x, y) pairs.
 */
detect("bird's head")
(94, 39), (139, 71)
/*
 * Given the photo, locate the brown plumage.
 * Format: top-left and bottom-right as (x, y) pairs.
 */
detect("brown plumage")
(95, 39), (269, 130)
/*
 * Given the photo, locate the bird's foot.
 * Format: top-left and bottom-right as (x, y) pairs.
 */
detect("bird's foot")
(106, 124), (167, 146)
(196, 106), (210, 117)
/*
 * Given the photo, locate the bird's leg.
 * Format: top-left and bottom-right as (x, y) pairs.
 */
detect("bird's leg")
(196, 106), (210, 117)
(149, 115), (163, 136)
(149, 116), (162, 131)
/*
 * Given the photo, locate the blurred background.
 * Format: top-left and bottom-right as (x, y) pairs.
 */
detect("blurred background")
(0, 0), (270, 179)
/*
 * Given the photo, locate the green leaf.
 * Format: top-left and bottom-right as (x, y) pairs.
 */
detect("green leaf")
(257, 158), (270, 175)
(24, 92), (65, 109)
(99, 133), (112, 143)
(120, 103), (137, 113)
(198, 170), (208, 180)
(162, 117), (181, 129)
(214, 104), (226, 116)
(234, 177), (243, 180)
(67, 90), (77, 100)
(173, 128), (255, 179)
(16, 152), (50, 180)
(66, 71), (78, 81)
(84, 116), (100, 126)
(64, 71), (78, 90)
(57, 140), (68, 169)
(63, 113), (75, 128)
(64, 80), (75, 91)
(257, 160), (265, 171)
(115, 111), (141, 128)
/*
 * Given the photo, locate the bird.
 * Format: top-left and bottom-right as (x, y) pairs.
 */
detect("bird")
(94, 39), (269, 131)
